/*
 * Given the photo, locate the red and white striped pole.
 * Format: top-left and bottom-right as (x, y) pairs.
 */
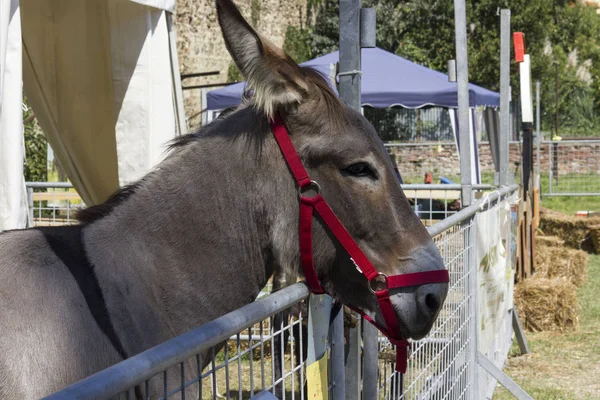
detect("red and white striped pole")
(514, 32), (534, 200)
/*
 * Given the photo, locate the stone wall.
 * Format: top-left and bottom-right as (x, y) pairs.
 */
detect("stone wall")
(174, 0), (307, 128)
(388, 141), (600, 182)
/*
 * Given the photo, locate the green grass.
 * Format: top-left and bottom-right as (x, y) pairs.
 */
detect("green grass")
(540, 195), (600, 215)
(493, 197), (600, 400)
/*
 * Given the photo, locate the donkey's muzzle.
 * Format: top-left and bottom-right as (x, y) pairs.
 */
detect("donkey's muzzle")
(389, 245), (449, 340)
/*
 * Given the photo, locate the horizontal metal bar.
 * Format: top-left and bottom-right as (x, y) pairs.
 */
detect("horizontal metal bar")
(26, 182), (73, 189)
(401, 184), (494, 190)
(383, 141), (522, 147)
(541, 140), (600, 145)
(541, 192), (600, 197)
(427, 184), (518, 237)
(43, 283), (310, 400)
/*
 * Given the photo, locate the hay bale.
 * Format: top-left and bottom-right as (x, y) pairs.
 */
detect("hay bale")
(538, 207), (600, 253)
(535, 235), (565, 247)
(515, 277), (579, 333)
(534, 244), (588, 287)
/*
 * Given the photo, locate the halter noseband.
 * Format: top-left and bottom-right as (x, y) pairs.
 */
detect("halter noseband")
(270, 116), (449, 373)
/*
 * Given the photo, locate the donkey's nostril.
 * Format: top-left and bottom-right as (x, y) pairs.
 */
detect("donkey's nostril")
(424, 293), (441, 312)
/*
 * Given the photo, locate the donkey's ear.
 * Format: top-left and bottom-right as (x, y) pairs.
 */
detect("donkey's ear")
(216, 0), (309, 118)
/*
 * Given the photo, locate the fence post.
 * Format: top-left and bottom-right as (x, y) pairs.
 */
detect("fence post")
(453, 0), (473, 206)
(361, 322), (378, 399)
(499, 9), (511, 187)
(329, 302), (346, 400)
(339, 1), (363, 398)
(306, 294), (332, 398)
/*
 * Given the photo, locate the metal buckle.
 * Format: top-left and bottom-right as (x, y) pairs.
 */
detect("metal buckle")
(368, 272), (388, 294)
(298, 180), (321, 199)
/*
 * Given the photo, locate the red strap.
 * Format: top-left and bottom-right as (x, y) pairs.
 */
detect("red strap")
(299, 201), (325, 293)
(311, 196), (379, 281)
(270, 119), (311, 188)
(387, 270), (450, 289)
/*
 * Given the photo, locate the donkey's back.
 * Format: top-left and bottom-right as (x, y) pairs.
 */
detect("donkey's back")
(0, 227), (123, 399)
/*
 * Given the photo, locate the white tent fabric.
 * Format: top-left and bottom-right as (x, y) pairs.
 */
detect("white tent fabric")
(449, 108), (482, 185)
(0, 0), (27, 231)
(18, 0), (183, 207)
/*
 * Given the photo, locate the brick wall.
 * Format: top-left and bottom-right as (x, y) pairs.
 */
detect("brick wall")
(388, 141), (600, 181)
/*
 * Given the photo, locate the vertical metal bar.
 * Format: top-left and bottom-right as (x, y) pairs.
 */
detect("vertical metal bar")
(225, 339), (230, 398)
(181, 362), (186, 400)
(361, 322), (378, 399)
(237, 334), (242, 400)
(330, 302), (345, 400)
(299, 307), (305, 400)
(467, 217), (480, 399)
(536, 81), (541, 192)
(454, 0), (473, 205)
(549, 144), (553, 194)
(248, 327), (254, 397)
(27, 187), (34, 227)
(211, 347), (218, 400)
(279, 312), (285, 400)
(339, 0), (361, 111)
(260, 321), (265, 391)
(344, 318), (362, 400)
(201, 88), (208, 126)
(163, 371), (168, 400)
(499, 9), (511, 187)
(196, 354), (202, 400)
(339, 2), (363, 397)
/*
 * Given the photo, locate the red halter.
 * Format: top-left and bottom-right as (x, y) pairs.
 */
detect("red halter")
(270, 116), (450, 373)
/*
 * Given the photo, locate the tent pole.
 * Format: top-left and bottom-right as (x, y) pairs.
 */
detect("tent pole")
(166, 12), (187, 136)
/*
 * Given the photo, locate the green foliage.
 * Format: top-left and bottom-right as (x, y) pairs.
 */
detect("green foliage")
(22, 99), (47, 182)
(251, 0), (261, 27)
(227, 62), (243, 83)
(283, 26), (312, 63)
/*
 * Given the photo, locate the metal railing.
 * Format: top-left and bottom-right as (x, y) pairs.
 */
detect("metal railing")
(25, 182), (84, 226)
(25, 182), (492, 228)
(541, 139), (600, 196)
(44, 184), (519, 400)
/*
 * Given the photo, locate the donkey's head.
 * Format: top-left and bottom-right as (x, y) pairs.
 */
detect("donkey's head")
(216, 0), (448, 340)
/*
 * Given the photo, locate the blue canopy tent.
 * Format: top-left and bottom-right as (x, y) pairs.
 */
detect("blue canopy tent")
(206, 48), (501, 183)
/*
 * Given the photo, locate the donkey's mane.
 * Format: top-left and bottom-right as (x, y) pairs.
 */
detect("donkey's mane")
(75, 67), (342, 226)
(76, 182), (143, 225)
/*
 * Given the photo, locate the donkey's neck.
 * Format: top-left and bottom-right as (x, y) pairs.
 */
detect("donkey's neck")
(82, 109), (297, 348)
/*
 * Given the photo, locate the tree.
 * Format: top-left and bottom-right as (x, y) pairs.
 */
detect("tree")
(283, 0), (600, 136)
(23, 99), (47, 182)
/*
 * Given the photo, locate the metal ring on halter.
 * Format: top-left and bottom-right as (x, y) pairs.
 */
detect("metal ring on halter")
(368, 272), (388, 294)
(298, 180), (321, 199)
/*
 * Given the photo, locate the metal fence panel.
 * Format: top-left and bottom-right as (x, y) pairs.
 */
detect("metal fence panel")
(542, 140), (600, 196)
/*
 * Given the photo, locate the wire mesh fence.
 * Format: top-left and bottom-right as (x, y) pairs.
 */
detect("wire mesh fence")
(376, 220), (474, 400)
(541, 140), (600, 196)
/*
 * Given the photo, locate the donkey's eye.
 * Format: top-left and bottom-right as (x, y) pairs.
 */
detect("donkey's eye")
(344, 163), (375, 178)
